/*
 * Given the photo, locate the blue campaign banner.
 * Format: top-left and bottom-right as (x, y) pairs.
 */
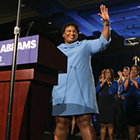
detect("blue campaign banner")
(0, 35), (39, 67)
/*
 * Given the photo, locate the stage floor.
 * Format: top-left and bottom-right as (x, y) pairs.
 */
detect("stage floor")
(43, 133), (129, 140)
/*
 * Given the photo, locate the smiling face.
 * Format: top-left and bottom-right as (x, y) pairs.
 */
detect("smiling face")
(105, 69), (111, 79)
(63, 25), (78, 44)
(131, 66), (139, 78)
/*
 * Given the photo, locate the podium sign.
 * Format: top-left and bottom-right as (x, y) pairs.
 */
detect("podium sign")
(0, 35), (39, 66)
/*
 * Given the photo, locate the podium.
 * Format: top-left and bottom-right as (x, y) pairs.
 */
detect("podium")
(0, 35), (67, 140)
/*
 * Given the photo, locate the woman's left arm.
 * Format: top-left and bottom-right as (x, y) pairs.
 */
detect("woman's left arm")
(131, 77), (140, 90)
(109, 81), (119, 95)
(98, 4), (110, 41)
(86, 4), (111, 54)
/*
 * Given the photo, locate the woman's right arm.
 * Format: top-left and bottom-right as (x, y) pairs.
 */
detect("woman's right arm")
(96, 79), (107, 93)
(96, 81), (102, 93)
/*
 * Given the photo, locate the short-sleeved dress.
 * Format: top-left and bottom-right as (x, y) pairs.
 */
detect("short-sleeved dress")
(120, 77), (140, 126)
(96, 81), (118, 123)
(52, 34), (111, 116)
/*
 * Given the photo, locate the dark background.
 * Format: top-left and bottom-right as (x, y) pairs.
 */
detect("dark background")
(0, 0), (140, 82)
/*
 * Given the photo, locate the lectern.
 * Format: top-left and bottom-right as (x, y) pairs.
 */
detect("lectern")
(0, 35), (67, 140)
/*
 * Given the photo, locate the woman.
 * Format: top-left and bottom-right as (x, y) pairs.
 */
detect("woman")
(120, 65), (140, 140)
(52, 4), (111, 140)
(96, 68), (118, 140)
(114, 66), (130, 138)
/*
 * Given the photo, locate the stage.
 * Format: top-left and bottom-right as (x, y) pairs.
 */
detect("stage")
(43, 132), (129, 140)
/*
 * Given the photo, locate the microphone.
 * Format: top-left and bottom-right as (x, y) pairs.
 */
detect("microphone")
(26, 21), (34, 36)
(21, 21), (34, 36)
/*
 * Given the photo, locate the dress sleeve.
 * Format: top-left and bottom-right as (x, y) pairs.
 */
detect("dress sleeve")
(85, 34), (111, 55)
(96, 81), (102, 94)
(136, 77), (140, 90)
(120, 78), (128, 96)
(108, 81), (119, 96)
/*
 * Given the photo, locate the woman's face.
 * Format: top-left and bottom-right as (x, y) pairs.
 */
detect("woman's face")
(131, 66), (139, 77)
(63, 25), (78, 44)
(105, 69), (111, 79)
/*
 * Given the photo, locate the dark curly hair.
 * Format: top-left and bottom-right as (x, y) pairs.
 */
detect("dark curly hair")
(61, 22), (79, 35)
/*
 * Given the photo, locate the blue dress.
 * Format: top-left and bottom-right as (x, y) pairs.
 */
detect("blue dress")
(120, 77), (140, 126)
(52, 34), (111, 116)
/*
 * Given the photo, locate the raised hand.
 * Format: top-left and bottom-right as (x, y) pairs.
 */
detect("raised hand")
(117, 71), (123, 77)
(130, 72), (133, 80)
(98, 4), (109, 22)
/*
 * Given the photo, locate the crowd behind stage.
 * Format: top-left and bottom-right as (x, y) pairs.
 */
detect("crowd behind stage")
(44, 65), (140, 140)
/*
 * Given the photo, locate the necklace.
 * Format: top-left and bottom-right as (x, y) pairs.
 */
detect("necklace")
(133, 75), (139, 79)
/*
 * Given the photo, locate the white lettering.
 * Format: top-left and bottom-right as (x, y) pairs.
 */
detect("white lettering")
(22, 41), (31, 49)
(1, 45), (6, 53)
(18, 42), (23, 50)
(0, 56), (2, 62)
(11, 43), (14, 51)
(7, 44), (12, 52)
(30, 40), (36, 49)
(0, 39), (37, 53)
